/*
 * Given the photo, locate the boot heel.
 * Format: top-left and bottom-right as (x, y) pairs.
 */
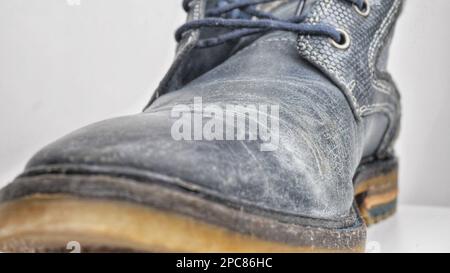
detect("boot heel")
(354, 160), (398, 226)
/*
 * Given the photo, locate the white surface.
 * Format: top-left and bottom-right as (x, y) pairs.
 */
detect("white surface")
(367, 204), (450, 253)
(392, 0), (450, 207)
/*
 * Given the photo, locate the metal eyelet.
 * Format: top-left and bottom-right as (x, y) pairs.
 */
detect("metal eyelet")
(353, 0), (370, 17)
(329, 28), (351, 50)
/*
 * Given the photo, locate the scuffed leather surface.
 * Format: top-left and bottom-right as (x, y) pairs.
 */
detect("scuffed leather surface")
(2, 0), (403, 222)
(25, 32), (361, 220)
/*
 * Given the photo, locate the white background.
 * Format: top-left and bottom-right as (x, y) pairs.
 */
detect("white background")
(1, 0), (449, 252)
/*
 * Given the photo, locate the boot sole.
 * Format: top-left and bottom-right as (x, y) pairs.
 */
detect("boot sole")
(0, 158), (398, 253)
(354, 158), (398, 226)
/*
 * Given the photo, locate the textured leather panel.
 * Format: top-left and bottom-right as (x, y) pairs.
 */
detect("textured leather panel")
(298, 0), (402, 116)
(297, 0), (403, 156)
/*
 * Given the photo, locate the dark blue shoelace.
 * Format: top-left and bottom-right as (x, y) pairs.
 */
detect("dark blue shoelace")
(176, 0), (367, 48)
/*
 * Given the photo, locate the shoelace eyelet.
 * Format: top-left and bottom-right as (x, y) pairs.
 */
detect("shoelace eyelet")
(329, 28), (351, 50)
(353, 0), (370, 17)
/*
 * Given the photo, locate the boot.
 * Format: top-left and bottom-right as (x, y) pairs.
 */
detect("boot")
(0, 0), (403, 252)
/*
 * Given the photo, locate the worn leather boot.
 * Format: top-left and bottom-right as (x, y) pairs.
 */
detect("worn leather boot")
(0, 0), (403, 252)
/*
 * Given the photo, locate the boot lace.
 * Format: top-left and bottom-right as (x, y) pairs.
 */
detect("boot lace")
(176, 0), (370, 48)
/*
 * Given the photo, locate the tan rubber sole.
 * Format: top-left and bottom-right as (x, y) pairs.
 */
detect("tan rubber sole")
(0, 194), (362, 253)
(355, 169), (398, 225)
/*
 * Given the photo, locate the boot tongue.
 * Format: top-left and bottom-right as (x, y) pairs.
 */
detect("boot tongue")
(227, 0), (322, 54)
(257, 0), (320, 17)
(178, 0), (301, 87)
(148, 0), (322, 107)
(178, 1), (327, 92)
(257, 0), (293, 14)
(228, 0), (301, 53)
